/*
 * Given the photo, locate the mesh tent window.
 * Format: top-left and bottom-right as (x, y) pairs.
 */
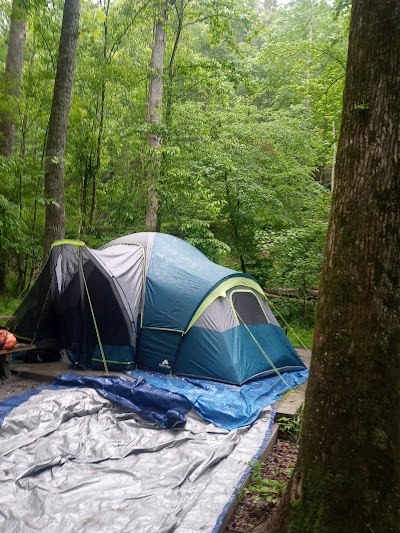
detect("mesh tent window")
(231, 290), (270, 325)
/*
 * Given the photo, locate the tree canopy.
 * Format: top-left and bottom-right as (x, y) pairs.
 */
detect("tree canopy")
(0, 0), (349, 328)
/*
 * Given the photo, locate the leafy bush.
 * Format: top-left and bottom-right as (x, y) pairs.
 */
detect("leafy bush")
(244, 460), (286, 503)
(277, 408), (303, 443)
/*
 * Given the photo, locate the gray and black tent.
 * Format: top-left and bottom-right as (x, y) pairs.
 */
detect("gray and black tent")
(12, 232), (305, 385)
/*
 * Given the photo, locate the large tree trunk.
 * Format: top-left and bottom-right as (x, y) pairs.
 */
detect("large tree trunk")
(0, 0), (26, 157)
(0, 0), (26, 294)
(145, 2), (167, 231)
(259, 1), (400, 532)
(43, 0), (80, 255)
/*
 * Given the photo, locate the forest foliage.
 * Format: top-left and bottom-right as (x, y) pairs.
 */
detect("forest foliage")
(0, 0), (350, 329)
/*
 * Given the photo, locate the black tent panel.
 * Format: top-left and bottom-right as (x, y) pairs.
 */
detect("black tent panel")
(11, 251), (59, 343)
(58, 250), (135, 370)
(11, 244), (135, 370)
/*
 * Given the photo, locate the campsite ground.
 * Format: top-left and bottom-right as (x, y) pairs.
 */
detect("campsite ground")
(226, 438), (298, 532)
(0, 375), (40, 400)
(0, 374), (299, 532)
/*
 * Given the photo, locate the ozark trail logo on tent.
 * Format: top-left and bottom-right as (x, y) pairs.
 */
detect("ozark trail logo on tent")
(159, 359), (171, 369)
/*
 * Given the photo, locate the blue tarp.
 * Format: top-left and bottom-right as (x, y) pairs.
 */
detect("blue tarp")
(1, 369), (308, 431)
(0, 374), (192, 430)
(127, 368), (309, 430)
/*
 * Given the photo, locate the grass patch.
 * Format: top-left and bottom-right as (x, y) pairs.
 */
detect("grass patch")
(0, 297), (20, 318)
(286, 325), (314, 350)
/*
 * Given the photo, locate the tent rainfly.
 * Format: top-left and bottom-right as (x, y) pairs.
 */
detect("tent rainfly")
(11, 232), (305, 385)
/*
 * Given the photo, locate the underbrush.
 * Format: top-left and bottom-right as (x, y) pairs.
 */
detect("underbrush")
(227, 439), (299, 533)
(0, 297), (20, 318)
(286, 324), (314, 350)
(241, 460), (287, 504)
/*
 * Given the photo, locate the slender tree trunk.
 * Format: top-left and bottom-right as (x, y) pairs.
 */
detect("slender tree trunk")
(0, 0), (26, 157)
(224, 175), (247, 272)
(165, 0), (184, 131)
(258, 1), (400, 532)
(305, 6), (313, 111)
(89, 79), (105, 229)
(88, 0), (110, 231)
(43, 0), (80, 255)
(145, 2), (167, 231)
(157, 0), (184, 230)
(19, 41), (36, 160)
(19, 112), (27, 159)
(80, 152), (92, 236)
(0, 255), (7, 296)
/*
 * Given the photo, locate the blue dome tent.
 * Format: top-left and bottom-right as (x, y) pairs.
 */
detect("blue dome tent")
(11, 232), (305, 385)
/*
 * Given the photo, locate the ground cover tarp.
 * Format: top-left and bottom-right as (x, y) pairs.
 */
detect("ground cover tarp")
(0, 381), (275, 533)
(0, 374), (192, 429)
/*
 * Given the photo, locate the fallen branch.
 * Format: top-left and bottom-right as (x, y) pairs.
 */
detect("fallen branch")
(264, 288), (319, 300)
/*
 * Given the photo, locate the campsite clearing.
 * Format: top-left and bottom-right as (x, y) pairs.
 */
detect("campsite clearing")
(0, 374), (40, 400)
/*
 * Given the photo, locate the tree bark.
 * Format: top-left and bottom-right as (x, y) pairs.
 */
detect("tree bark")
(43, 0), (80, 255)
(145, 2), (167, 231)
(0, 0), (26, 157)
(260, 1), (400, 531)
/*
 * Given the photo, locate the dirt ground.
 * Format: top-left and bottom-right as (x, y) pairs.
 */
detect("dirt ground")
(226, 439), (298, 532)
(0, 375), (42, 400)
(0, 375), (297, 532)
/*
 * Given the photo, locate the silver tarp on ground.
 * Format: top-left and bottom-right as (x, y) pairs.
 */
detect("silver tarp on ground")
(0, 388), (273, 533)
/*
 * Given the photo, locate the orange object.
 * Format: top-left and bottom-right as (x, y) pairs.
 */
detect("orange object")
(0, 329), (17, 350)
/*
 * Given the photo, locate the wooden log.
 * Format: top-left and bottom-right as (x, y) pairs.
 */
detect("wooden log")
(264, 288), (319, 300)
